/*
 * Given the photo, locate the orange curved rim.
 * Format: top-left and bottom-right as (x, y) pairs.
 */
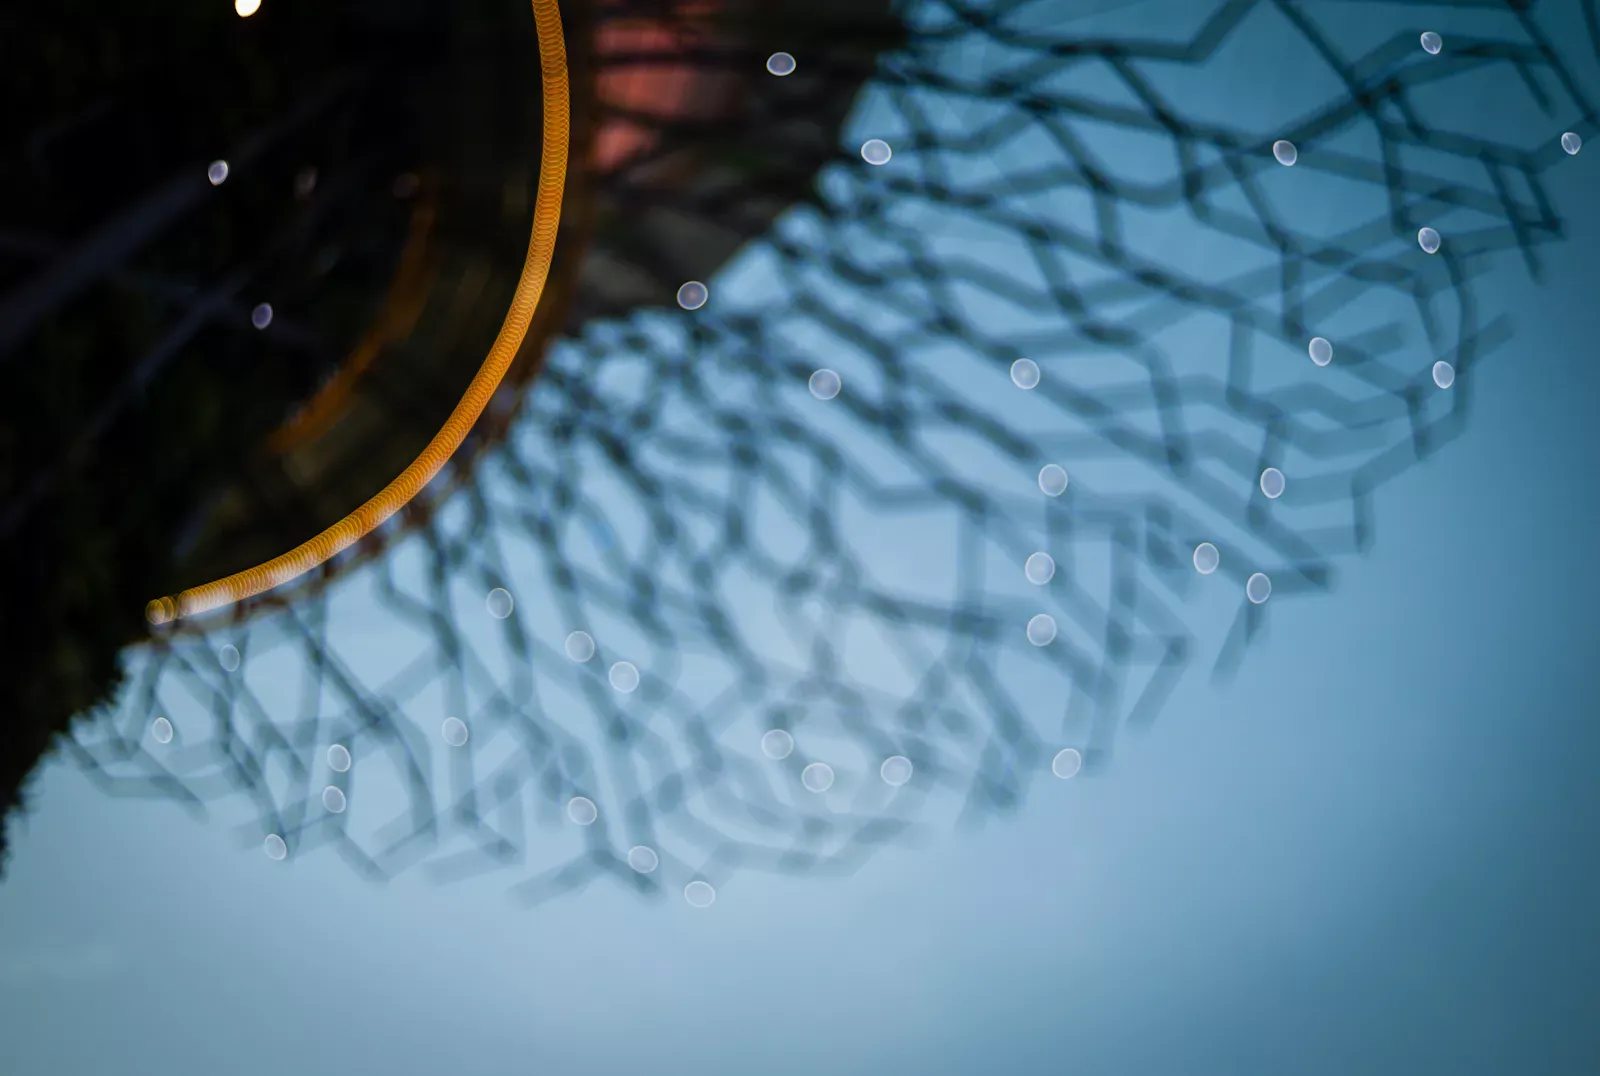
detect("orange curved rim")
(147, 0), (570, 625)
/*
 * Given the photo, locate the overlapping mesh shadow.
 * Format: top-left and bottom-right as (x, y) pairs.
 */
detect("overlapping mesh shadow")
(66, 0), (1599, 905)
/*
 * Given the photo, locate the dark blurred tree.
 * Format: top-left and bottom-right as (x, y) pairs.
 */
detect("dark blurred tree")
(0, 0), (494, 867)
(0, 0), (898, 870)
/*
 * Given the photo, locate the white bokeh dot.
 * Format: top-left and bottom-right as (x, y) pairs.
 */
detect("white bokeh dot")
(219, 644), (240, 672)
(1259, 467), (1286, 499)
(766, 52), (796, 76)
(1272, 140), (1298, 166)
(251, 303), (273, 330)
(684, 880), (717, 908)
(760, 729), (794, 760)
(1418, 227), (1441, 254)
(1010, 358), (1041, 389)
(327, 744), (351, 773)
(1051, 748), (1083, 779)
(564, 630), (596, 662)
(322, 786), (347, 814)
(442, 716), (469, 747)
(567, 796), (598, 826)
(1246, 572), (1273, 604)
(801, 762), (835, 792)
(676, 281), (708, 310)
(486, 588), (514, 619)
(264, 834), (288, 860)
(1024, 552), (1056, 585)
(1193, 542), (1220, 575)
(609, 661), (641, 693)
(880, 755), (914, 786)
(207, 160), (229, 185)
(628, 846), (659, 873)
(1037, 464), (1068, 496)
(1026, 613), (1057, 646)
(1433, 361), (1456, 389)
(1561, 131), (1583, 155)
(1420, 31), (1442, 55)
(809, 369), (842, 400)
(150, 717), (174, 744)
(1308, 336), (1333, 366)
(861, 139), (892, 165)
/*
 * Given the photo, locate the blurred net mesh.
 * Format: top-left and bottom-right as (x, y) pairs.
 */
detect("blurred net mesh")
(64, 0), (1597, 904)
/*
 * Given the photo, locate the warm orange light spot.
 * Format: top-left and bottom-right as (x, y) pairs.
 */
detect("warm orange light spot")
(591, 0), (737, 174)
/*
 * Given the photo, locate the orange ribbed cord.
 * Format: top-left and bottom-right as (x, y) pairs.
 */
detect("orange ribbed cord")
(146, 0), (569, 626)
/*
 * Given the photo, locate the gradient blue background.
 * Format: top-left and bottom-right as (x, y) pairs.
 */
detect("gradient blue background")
(3, 2), (1598, 1073)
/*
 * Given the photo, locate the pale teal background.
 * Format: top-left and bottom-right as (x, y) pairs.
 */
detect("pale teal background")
(3, 2), (1599, 1073)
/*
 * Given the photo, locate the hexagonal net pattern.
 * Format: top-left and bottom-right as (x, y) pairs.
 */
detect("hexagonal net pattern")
(64, 0), (1598, 906)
